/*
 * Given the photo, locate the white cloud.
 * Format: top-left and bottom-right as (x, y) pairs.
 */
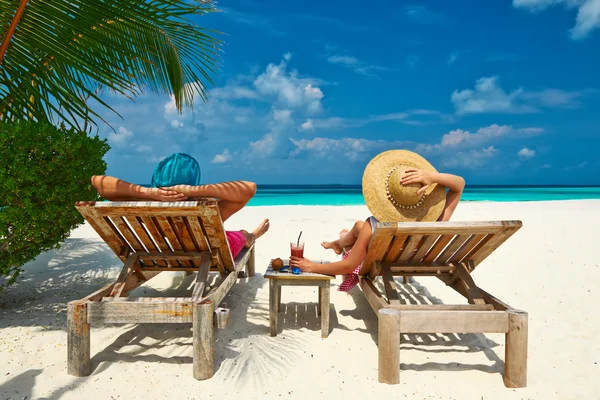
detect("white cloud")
(247, 108), (296, 159)
(108, 126), (134, 146)
(447, 51), (458, 65)
(452, 76), (582, 115)
(136, 144), (152, 153)
(326, 53), (394, 77)
(253, 56), (324, 114)
(170, 120), (184, 128)
(518, 147), (536, 158)
(404, 5), (443, 24)
(441, 124), (514, 147)
(415, 124), (543, 169)
(440, 146), (498, 168)
(291, 137), (412, 162)
(212, 149), (233, 164)
(211, 85), (258, 100)
(541, 163), (553, 168)
(513, 0), (600, 39)
(299, 110), (448, 131)
(327, 55), (358, 65)
(300, 119), (314, 131)
(290, 131), (504, 170)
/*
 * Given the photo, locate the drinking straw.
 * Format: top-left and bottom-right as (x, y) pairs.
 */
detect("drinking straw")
(297, 231), (303, 247)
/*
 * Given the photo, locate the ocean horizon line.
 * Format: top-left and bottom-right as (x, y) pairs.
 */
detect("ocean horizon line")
(136, 183), (600, 205)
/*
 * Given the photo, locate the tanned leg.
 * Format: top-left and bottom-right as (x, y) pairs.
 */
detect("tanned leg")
(321, 221), (364, 255)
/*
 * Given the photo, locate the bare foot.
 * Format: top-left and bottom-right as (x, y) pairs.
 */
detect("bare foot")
(321, 239), (342, 255)
(251, 219), (270, 240)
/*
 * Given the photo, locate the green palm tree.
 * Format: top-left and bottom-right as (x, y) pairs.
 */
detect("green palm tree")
(0, 0), (221, 129)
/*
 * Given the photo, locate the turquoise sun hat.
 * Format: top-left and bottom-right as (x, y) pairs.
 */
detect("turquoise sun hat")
(151, 153), (201, 187)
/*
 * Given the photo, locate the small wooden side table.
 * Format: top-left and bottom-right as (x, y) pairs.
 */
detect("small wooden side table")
(264, 260), (334, 338)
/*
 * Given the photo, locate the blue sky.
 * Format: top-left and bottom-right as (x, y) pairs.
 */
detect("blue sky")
(97, 0), (600, 185)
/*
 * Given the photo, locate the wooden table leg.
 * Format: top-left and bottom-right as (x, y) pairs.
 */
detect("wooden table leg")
(277, 286), (281, 313)
(269, 279), (278, 336)
(318, 286), (322, 316)
(320, 284), (330, 338)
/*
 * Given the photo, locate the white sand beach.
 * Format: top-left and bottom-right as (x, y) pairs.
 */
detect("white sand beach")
(1, 200), (599, 399)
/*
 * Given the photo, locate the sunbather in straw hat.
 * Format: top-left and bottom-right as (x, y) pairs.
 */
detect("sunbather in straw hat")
(90, 152), (270, 259)
(289, 150), (465, 291)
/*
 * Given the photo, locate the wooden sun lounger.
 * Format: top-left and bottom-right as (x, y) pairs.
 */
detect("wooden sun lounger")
(68, 200), (255, 380)
(359, 220), (526, 387)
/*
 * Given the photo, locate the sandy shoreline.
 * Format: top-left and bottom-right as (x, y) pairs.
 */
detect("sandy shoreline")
(1, 200), (599, 399)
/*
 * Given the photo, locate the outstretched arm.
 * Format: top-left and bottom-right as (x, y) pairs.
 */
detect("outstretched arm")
(164, 181), (257, 221)
(91, 175), (187, 202)
(437, 173), (465, 221)
(401, 170), (465, 221)
(290, 219), (374, 275)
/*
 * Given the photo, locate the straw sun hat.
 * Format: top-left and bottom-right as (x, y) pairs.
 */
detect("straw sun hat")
(362, 150), (446, 222)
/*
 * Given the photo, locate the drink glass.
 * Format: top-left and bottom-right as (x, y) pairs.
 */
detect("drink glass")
(290, 242), (304, 273)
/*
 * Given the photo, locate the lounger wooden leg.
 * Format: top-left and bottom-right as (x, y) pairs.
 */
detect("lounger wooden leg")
(67, 302), (91, 377)
(246, 246), (255, 278)
(193, 300), (214, 380)
(269, 280), (279, 336)
(378, 308), (401, 384)
(320, 284), (330, 338)
(403, 276), (410, 284)
(504, 309), (528, 388)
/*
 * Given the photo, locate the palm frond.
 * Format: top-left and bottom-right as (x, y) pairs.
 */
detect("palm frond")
(0, 0), (222, 128)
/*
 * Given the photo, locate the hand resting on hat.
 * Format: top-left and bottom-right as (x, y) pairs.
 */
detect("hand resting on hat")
(401, 169), (465, 194)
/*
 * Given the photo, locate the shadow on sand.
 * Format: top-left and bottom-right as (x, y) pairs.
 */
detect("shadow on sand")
(339, 276), (505, 377)
(0, 238), (354, 396)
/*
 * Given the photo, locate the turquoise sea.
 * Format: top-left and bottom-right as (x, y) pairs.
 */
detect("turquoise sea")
(247, 185), (600, 206)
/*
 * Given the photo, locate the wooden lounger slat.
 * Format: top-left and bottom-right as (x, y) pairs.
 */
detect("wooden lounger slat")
(87, 301), (193, 324)
(124, 216), (166, 267)
(139, 216), (173, 267)
(76, 205), (130, 261)
(170, 216), (200, 253)
(109, 217), (146, 252)
(99, 217), (134, 257)
(154, 216), (192, 267)
(470, 224), (521, 267)
(410, 234), (439, 264)
(363, 233), (396, 279)
(436, 234), (472, 265)
(376, 220), (519, 234)
(388, 304), (494, 311)
(383, 235), (409, 264)
(185, 216), (211, 252)
(197, 205), (234, 274)
(398, 310), (509, 333)
(448, 233), (486, 264)
(396, 234), (424, 264)
(423, 234), (454, 263)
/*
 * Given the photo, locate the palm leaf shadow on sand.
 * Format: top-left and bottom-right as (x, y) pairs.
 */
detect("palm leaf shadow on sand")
(0, 238), (352, 393)
(89, 273), (328, 389)
(339, 276), (505, 377)
(0, 238), (122, 330)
